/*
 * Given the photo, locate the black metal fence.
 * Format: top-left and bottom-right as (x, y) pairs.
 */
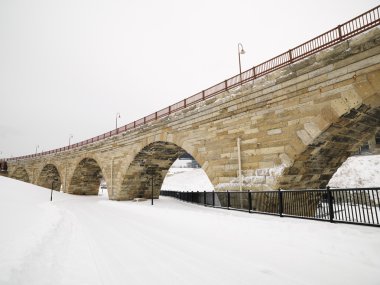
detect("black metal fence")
(160, 187), (380, 227)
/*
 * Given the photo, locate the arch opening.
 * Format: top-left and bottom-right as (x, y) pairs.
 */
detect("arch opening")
(68, 158), (104, 195)
(37, 164), (62, 191)
(11, 167), (30, 183)
(0, 160), (8, 174)
(119, 141), (213, 200)
(161, 153), (213, 192)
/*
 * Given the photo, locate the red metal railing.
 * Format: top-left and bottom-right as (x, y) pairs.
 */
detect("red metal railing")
(7, 5), (380, 161)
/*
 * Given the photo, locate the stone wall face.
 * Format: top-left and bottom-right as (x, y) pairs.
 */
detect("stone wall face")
(6, 28), (380, 198)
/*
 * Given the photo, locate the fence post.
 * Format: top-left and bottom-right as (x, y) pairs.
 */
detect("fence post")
(248, 190), (252, 213)
(204, 191), (207, 206)
(212, 191), (215, 207)
(288, 49), (293, 63)
(337, 24), (343, 41)
(278, 189), (283, 217)
(227, 191), (230, 209)
(327, 186), (334, 223)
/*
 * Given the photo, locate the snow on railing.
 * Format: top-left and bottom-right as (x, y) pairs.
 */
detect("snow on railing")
(7, 5), (380, 161)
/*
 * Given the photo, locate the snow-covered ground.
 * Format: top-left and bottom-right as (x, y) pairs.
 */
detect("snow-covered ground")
(162, 168), (214, 191)
(1, 175), (380, 285)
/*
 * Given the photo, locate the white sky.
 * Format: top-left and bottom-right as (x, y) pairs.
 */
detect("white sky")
(0, 0), (378, 158)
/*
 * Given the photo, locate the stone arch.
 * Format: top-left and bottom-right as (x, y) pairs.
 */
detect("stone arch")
(68, 157), (105, 195)
(278, 104), (380, 190)
(37, 164), (62, 191)
(11, 167), (30, 183)
(116, 141), (210, 200)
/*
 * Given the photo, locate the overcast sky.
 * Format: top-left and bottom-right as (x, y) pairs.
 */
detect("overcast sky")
(0, 0), (378, 158)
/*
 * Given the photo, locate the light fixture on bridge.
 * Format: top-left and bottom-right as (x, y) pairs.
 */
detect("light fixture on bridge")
(116, 112), (121, 130)
(69, 134), (73, 147)
(238, 43), (246, 84)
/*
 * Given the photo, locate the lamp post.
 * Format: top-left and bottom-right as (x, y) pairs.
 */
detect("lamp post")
(35, 145), (39, 155)
(238, 43), (246, 83)
(69, 134), (73, 147)
(50, 177), (59, 201)
(151, 174), (154, 205)
(116, 112), (121, 130)
(146, 166), (156, 205)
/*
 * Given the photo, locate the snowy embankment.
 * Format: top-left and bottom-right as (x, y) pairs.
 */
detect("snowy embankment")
(1, 176), (380, 285)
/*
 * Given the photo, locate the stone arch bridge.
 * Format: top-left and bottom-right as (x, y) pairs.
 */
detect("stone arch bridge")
(2, 20), (380, 200)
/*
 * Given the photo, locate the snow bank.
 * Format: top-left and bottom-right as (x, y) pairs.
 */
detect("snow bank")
(329, 155), (380, 188)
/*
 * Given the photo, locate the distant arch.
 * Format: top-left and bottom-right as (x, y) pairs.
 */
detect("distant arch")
(117, 141), (209, 200)
(37, 164), (62, 191)
(11, 167), (30, 183)
(68, 158), (105, 195)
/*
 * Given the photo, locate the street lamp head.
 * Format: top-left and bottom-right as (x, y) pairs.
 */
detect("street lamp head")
(238, 42), (246, 55)
(237, 43), (246, 81)
(69, 134), (74, 148)
(116, 113), (121, 130)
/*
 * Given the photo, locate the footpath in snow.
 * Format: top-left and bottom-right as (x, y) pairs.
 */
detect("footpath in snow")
(0, 176), (380, 285)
